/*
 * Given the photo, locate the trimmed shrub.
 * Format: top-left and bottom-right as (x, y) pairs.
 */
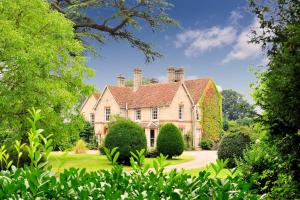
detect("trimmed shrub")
(74, 139), (87, 154)
(157, 123), (184, 158)
(218, 132), (251, 167)
(200, 138), (213, 150)
(104, 118), (146, 163)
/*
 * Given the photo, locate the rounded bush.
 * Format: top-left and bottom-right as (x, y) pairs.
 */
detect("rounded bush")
(157, 123), (184, 158)
(105, 118), (146, 163)
(200, 138), (213, 150)
(217, 132), (251, 167)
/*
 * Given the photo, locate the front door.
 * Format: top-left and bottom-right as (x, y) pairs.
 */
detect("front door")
(150, 129), (155, 147)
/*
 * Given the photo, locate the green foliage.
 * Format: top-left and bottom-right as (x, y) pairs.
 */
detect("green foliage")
(200, 138), (213, 150)
(0, 157), (258, 199)
(183, 130), (193, 150)
(237, 141), (299, 199)
(79, 122), (97, 149)
(200, 81), (222, 142)
(157, 123), (184, 158)
(103, 147), (120, 166)
(222, 89), (254, 120)
(249, 0), (300, 187)
(145, 148), (159, 158)
(104, 118), (147, 164)
(218, 132), (251, 168)
(74, 139), (87, 154)
(0, 0), (94, 151)
(50, 0), (178, 63)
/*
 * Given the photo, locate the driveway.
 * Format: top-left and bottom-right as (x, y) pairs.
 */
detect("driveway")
(164, 150), (217, 172)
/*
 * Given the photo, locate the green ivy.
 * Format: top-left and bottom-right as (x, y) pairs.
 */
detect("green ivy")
(199, 80), (222, 142)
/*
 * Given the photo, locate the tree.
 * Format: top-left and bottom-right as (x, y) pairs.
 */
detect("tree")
(0, 0), (94, 150)
(156, 123), (184, 158)
(79, 122), (98, 149)
(50, 0), (177, 63)
(222, 89), (254, 120)
(125, 77), (153, 87)
(249, 0), (300, 190)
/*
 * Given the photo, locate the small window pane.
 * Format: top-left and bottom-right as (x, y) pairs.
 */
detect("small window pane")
(105, 107), (111, 121)
(151, 108), (158, 120)
(90, 113), (95, 125)
(135, 109), (141, 120)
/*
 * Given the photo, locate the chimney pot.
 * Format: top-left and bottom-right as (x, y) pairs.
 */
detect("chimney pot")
(116, 74), (125, 87)
(167, 66), (176, 83)
(133, 68), (142, 91)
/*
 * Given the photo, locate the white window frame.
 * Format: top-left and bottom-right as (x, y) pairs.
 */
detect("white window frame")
(89, 113), (95, 125)
(178, 105), (184, 120)
(135, 108), (141, 121)
(151, 107), (159, 120)
(105, 107), (111, 122)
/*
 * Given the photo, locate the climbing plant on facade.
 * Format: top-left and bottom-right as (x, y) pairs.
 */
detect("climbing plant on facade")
(199, 80), (222, 143)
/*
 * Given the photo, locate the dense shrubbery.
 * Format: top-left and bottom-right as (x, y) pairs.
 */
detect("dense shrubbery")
(157, 123), (184, 158)
(145, 148), (159, 158)
(200, 138), (213, 150)
(237, 140), (299, 199)
(74, 139), (87, 154)
(79, 122), (98, 149)
(105, 118), (147, 164)
(218, 132), (251, 167)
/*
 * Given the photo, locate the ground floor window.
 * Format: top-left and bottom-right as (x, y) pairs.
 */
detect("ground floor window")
(150, 129), (155, 147)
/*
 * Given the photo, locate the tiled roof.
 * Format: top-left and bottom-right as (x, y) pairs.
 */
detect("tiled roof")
(184, 79), (210, 103)
(107, 79), (210, 108)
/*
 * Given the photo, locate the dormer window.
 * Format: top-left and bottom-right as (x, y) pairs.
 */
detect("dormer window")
(179, 105), (184, 120)
(105, 107), (111, 122)
(151, 107), (158, 120)
(135, 109), (141, 121)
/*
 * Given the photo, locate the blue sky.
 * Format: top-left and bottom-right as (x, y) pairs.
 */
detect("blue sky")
(85, 0), (266, 103)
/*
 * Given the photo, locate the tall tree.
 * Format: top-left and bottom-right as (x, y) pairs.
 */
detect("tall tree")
(0, 0), (94, 150)
(249, 0), (300, 186)
(50, 0), (177, 63)
(222, 89), (254, 120)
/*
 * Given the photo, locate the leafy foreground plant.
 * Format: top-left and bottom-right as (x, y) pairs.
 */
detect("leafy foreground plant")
(0, 109), (259, 199)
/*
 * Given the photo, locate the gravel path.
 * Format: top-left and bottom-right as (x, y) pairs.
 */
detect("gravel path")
(164, 151), (217, 172)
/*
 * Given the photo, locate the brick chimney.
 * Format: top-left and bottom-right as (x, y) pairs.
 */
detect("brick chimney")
(116, 74), (125, 87)
(167, 67), (176, 83)
(175, 67), (184, 82)
(133, 68), (142, 91)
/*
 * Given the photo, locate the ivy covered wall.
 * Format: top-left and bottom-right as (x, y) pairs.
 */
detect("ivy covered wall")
(199, 80), (222, 142)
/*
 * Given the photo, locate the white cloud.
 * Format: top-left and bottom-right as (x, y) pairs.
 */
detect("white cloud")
(222, 19), (261, 64)
(175, 26), (237, 57)
(229, 10), (243, 25)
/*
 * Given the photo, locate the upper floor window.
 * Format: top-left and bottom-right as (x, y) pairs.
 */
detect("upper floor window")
(178, 105), (184, 120)
(105, 107), (111, 122)
(135, 109), (141, 121)
(196, 107), (200, 121)
(89, 113), (95, 125)
(151, 107), (158, 120)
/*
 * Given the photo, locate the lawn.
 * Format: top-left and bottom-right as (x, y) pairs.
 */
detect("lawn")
(183, 166), (231, 178)
(49, 151), (194, 172)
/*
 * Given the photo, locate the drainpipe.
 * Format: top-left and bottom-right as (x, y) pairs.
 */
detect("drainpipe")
(191, 105), (195, 148)
(125, 103), (128, 118)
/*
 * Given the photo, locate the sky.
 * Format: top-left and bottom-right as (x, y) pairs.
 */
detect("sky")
(85, 0), (267, 103)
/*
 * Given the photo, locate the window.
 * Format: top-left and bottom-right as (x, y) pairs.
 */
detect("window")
(150, 129), (155, 147)
(135, 109), (141, 121)
(105, 107), (111, 122)
(89, 113), (95, 125)
(178, 105), (183, 120)
(151, 107), (158, 120)
(196, 107), (200, 121)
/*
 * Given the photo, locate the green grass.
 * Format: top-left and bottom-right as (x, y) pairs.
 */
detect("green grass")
(49, 152), (194, 172)
(183, 165), (231, 178)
